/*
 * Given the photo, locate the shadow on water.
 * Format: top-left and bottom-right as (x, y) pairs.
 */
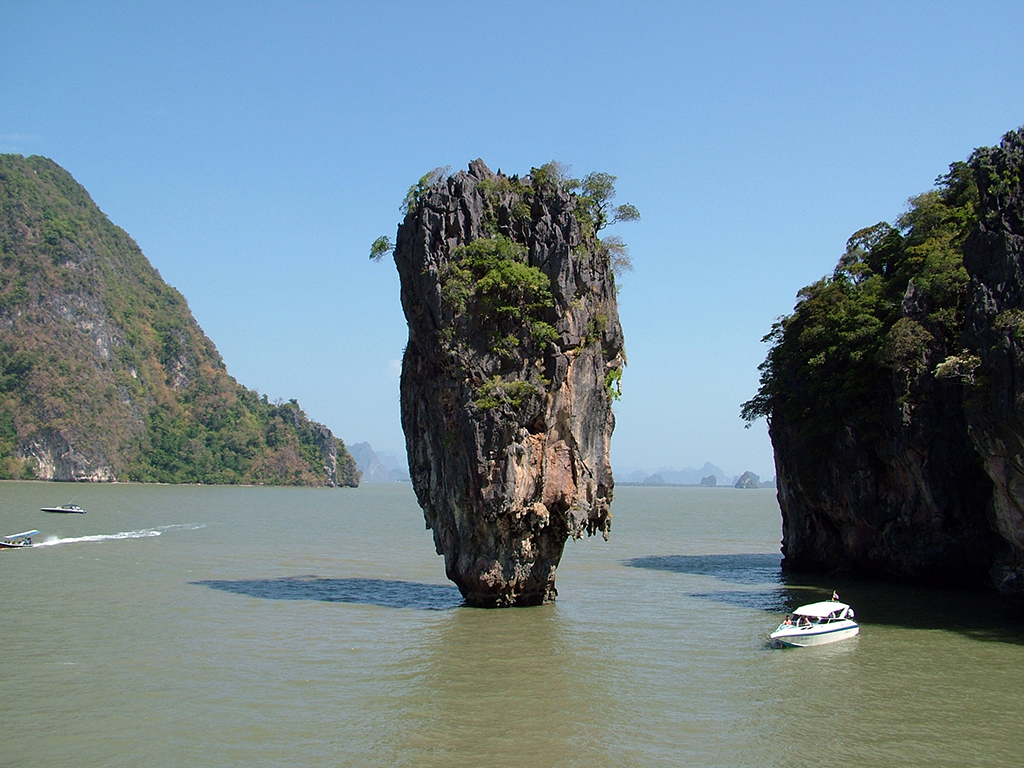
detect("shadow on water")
(623, 552), (792, 612)
(191, 575), (464, 611)
(832, 580), (1024, 645)
(623, 553), (782, 584)
(624, 552), (1024, 644)
(766, 571), (1024, 644)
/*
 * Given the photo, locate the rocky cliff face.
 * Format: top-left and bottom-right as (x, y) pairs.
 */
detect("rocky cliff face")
(25, 430), (118, 482)
(763, 129), (1024, 594)
(393, 160), (624, 606)
(771, 392), (998, 586)
(962, 131), (1024, 593)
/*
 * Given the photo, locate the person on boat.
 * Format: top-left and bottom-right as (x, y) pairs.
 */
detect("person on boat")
(832, 590), (839, 601)
(782, 615), (793, 626)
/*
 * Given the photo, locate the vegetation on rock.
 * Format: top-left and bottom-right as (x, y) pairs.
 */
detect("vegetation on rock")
(440, 235), (558, 356)
(373, 161), (638, 274)
(742, 161), (978, 459)
(0, 154), (359, 486)
(375, 161), (636, 406)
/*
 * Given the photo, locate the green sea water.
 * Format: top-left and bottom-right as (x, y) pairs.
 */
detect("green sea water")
(1, 481), (1022, 767)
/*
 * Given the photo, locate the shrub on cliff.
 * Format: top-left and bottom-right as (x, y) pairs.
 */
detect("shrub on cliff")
(742, 161), (978, 453)
(372, 162), (639, 275)
(440, 235), (557, 357)
(373, 161), (637, 403)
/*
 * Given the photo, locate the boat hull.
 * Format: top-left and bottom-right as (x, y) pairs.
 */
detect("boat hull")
(771, 621), (859, 647)
(1, 530), (39, 549)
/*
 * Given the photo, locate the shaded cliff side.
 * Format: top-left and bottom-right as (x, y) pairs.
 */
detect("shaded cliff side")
(390, 160), (627, 606)
(744, 128), (1024, 594)
(0, 154), (359, 486)
(962, 132), (1024, 593)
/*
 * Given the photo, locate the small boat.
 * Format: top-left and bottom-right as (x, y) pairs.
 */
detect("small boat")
(1, 530), (40, 549)
(770, 598), (859, 647)
(41, 504), (86, 514)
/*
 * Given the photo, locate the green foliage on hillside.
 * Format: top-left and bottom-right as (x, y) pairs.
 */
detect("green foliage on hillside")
(0, 154), (359, 486)
(742, 161), (978, 448)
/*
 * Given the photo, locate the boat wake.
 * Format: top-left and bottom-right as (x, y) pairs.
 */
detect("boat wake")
(36, 523), (205, 547)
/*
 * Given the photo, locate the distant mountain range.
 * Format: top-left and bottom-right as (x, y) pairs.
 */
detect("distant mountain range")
(620, 462), (775, 488)
(349, 442), (410, 482)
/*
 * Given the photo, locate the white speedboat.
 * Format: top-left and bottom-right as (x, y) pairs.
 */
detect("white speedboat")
(770, 599), (859, 647)
(1, 530), (40, 549)
(41, 503), (86, 514)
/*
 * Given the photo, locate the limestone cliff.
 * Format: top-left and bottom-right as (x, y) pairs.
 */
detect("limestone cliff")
(749, 128), (1024, 595)
(392, 160), (626, 606)
(961, 131), (1024, 593)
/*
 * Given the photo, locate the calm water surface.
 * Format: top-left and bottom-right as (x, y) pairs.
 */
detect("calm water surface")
(2, 482), (1023, 767)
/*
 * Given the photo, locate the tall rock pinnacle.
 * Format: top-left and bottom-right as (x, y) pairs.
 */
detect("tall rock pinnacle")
(391, 160), (626, 606)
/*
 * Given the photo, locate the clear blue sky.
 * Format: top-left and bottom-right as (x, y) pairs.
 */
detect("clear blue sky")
(3, 2), (1022, 480)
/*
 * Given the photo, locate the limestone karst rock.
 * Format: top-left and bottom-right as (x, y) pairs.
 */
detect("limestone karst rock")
(961, 130), (1024, 593)
(754, 128), (1024, 595)
(734, 471), (760, 489)
(391, 160), (625, 606)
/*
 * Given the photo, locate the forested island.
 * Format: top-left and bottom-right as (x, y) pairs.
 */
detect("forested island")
(744, 127), (1024, 596)
(0, 154), (359, 486)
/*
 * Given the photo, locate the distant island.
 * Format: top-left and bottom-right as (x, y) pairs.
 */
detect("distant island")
(349, 442), (409, 482)
(619, 462), (776, 488)
(0, 154), (359, 486)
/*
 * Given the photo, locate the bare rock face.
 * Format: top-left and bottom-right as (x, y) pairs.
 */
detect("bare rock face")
(771, 398), (997, 586)
(24, 429), (118, 482)
(962, 130), (1024, 594)
(392, 160), (624, 607)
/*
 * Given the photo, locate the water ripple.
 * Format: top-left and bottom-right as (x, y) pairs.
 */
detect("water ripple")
(192, 575), (464, 610)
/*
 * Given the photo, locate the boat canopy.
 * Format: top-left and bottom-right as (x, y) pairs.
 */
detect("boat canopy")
(3, 530), (40, 540)
(792, 601), (850, 618)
